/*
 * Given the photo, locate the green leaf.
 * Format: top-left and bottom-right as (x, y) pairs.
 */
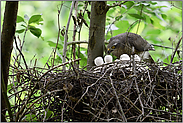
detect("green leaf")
(144, 15), (151, 24)
(28, 15), (42, 24)
(128, 13), (144, 19)
(46, 110), (53, 119)
(151, 16), (165, 29)
(21, 24), (27, 28)
(47, 41), (63, 49)
(36, 18), (44, 25)
(113, 20), (130, 35)
(17, 16), (24, 23)
(141, 2), (150, 6)
(143, 8), (156, 16)
(29, 26), (42, 38)
(123, 1), (134, 9)
(161, 14), (167, 20)
(146, 29), (161, 35)
(151, 1), (157, 5)
(16, 29), (25, 34)
(60, 36), (64, 41)
(40, 36), (44, 41)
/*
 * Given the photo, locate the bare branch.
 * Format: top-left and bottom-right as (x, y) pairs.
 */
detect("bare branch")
(62, 1), (75, 71)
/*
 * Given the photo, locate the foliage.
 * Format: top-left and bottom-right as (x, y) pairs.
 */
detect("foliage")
(16, 14), (43, 38)
(1, 1), (181, 67)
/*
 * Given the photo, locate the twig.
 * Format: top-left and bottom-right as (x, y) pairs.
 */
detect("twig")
(52, 2), (64, 68)
(77, 1), (89, 66)
(170, 36), (182, 63)
(38, 58), (81, 81)
(170, 1), (182, 10)
(42, 95), (51, 122)
(109, 76), (127, 122)
(14, 36), (29, 76)
(18, 89), (64, 121)
(126, 20), (139, 32)
(136, 4), (144, 34)
(120, 94), (142, 114)
(152, 44), (182, 52)
(84, 109), (124, 122)
(67, 40), (88, 45)
(62, 1), (75, 71)
(73, 65), (115, 109)
(61, 95), (67, 122)
(133, 68), (144, 117)
(20, 23), (28, 51)
(108, 1), (127, 8)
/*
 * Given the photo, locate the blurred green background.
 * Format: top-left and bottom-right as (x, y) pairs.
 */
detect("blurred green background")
(1, 1), (182, 68)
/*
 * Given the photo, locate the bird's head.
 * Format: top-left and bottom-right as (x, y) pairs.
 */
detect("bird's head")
(107, 42), (120, 54)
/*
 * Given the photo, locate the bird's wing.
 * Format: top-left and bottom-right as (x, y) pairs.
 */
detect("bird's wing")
(127, 33), (150, 51)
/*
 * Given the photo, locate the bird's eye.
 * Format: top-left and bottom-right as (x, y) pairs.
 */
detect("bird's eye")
(111, 46), (116, 49)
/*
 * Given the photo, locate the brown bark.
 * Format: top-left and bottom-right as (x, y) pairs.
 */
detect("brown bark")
(87, 1), (107, 68)
(1, 1), (19, 121)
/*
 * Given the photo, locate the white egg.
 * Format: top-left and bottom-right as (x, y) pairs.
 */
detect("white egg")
(120, 54), (130, 61)
(94, 57), (104, 66)
(104, 55), (113, 63)
(134, 54), (141, 61)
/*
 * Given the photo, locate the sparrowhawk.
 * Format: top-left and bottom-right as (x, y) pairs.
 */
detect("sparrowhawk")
(107, 32), (155, 63)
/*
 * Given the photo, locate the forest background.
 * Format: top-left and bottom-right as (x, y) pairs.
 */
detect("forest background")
(1, 1), (182, 68)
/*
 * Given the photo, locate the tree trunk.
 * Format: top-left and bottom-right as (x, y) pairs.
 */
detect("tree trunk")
(1, 1), (19, 121)
(87, 1), (107, 68)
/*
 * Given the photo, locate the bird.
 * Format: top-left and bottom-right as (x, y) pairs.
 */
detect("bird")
(94, 57), (104, 66)
(107, 32), (155, 63)
(104, 55), (113, 63)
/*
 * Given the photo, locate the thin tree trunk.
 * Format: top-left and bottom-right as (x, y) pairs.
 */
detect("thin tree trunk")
(1, 1), (19, 121)
(87, 1), (107, 68)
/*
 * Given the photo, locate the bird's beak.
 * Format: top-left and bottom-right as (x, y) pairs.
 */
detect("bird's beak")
(107, 48), (112, 54)
(149, 44), (155, 51)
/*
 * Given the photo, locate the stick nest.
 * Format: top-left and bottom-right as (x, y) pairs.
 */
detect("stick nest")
(8, 60), (182, 122)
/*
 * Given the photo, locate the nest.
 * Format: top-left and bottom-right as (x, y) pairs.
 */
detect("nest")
(8, 59), (182, 122)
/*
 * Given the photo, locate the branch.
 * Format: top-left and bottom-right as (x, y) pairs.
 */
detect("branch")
(151, 44), (182, 53)
(52, 2), (64, 68)
(62, 1), (75, 71)
(14, 37), (29, 73)
(106, 1), (128, 10)
(73, 65), (114, 110)
(171, 36), (182, 63)
(38, 58), (81, 81)
(19, 89), (64, 122)
(109, 76), (127, 122)
(67, 40), (88, 45)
